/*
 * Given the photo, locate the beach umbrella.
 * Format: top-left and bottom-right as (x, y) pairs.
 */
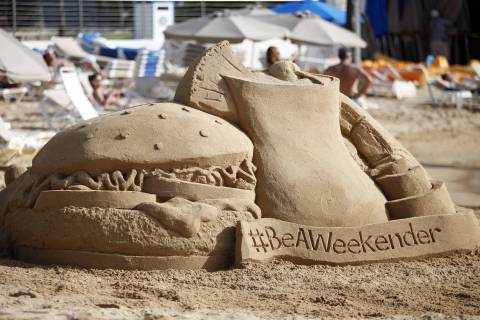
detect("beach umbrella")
(255, 13), (366, 48)
(164, 10), (288, 43)
(0, 29), (51, 82)
(234, 4), (275, 16)
(271, 0), (346, 25)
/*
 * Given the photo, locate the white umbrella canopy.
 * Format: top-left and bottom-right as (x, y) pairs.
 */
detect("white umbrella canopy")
(256, 13), (367, 48)
(164, 11), (289, 44)
(0, 29), (51, 82)
(234, 5), (275, 16)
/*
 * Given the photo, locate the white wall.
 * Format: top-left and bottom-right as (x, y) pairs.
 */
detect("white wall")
(134, 1), (174, 43)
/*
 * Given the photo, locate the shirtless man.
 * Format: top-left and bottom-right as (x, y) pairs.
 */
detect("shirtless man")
(324, 48), (371, 100)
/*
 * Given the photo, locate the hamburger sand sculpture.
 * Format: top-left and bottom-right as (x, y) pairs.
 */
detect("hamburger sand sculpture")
(0, 42), (479, 270)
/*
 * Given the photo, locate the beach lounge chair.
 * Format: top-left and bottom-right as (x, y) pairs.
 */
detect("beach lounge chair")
(0, 86), (28, 103)
(0, 118), (19, 164)
(40, 67), (99, 130)
(126, 49), (175, 102)
(0, 118), (54, 165)
(60, 67), (99, 119)
(137, 49), (165, 78)
(53, 36), (135, 68)
(472, 63), (480, 80)
(367, 69), (395, 97)
(53, 36), (90, 61)
(420, 67), (473, 110)
(101, 59), (136, 92)
(369, 78), (416, 99)
(105, 59), (135, 79)
(79, 32), (140, 60)
(40, 87), (77, 129)
(367, 64), (416, 99)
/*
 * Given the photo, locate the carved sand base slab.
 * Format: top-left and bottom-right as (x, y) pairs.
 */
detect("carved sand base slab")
(14, 246), (231, 271)
(236, 213), (480, 266)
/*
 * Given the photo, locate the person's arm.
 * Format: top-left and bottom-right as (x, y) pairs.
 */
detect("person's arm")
(93, 88), (106, 106)
(353, 67), (372, 99)
(104, 93), (117, 108)
(91, 62), (103, 76)
(323, 66), (333, 77)
(104, 89), (125, 109)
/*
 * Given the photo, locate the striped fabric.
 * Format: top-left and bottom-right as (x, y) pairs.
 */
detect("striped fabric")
(79, 32), (140, 60)
(136, 49), (165, 78)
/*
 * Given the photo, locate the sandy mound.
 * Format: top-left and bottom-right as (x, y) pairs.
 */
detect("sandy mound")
(0, 250), (479, 319)
(1, 66), (479, 319)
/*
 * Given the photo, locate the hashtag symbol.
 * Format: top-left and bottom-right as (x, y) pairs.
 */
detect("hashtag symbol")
(249, 228), (269, 253)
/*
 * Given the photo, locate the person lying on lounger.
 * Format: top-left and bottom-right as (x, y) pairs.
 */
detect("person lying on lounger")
(435, 73), (478, 92)
(88, 74), (125, 110)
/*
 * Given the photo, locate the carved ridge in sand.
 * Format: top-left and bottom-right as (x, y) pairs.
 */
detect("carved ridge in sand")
(7, 159), (256, 210)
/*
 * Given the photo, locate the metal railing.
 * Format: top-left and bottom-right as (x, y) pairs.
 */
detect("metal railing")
(0, 0), (283, 40)
(1, 0), (133, 40)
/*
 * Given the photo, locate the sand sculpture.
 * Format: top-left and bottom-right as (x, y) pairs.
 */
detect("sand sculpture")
(0, 104), (260, 270)
(0, 41), (479, 270)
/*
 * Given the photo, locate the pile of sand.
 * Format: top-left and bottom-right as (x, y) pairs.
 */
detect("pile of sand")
(0, 251), (479, 319)
(1, 90), (479, 319)
(368, 93), (480, 167)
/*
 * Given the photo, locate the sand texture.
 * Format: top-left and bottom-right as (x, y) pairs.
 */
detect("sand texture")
(1, 96), (480, 318)
(2, 43), (463, 272)
(237, 213), (480, 266)
(32, 103), (254, 176)
(0, 91), (479, 318)
(1, 46), (480, 317)
(224, 75), (388, 227)
(0, 251), (479, 319)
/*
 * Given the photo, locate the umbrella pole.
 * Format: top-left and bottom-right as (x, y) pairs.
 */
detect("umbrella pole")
(300, 44), (308, 71)
(251, 42), (256, 69)
(352, 0), (361, 65)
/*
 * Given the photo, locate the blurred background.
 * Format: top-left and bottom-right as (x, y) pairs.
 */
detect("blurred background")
(0, 0), (478, 64)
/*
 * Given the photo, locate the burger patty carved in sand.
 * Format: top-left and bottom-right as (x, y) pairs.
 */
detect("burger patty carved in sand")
(0, 41), (479, 270)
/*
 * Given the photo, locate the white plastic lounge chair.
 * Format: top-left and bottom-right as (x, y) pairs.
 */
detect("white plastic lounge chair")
(52, 36), (123, 66)
(420, 67), (472, 110)
(0, 86), (28, 103)
(53, 37), (90, 61)
(105, 59), (135, 79)
(0, 118), (54, 164)
(77, 72), (95, 100)
(367, 66), (416, 99)
(40, 67), (99, 130)
(60, 67), (99, 120)
(40, 88), (77, 130)
(126, 49), (175, 102)
(472, 63), (480, 80)
(369, 80), (416, 100)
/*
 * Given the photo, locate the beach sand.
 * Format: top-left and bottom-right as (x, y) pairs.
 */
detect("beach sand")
(0, 90), (479, 319)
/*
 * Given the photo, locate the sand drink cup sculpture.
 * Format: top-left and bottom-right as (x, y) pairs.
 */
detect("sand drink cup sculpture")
(0, 41), (479, 269)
